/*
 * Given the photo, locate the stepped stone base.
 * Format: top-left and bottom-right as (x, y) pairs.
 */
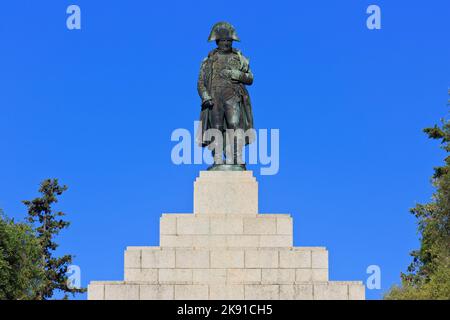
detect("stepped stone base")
(88, 171), (365, 300)
(88, 282), (364, 300)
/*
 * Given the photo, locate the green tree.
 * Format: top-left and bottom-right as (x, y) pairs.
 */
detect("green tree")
(22, 179), (86, 299)
(385, 92), (450, 300)
(0, 210), (44, 300)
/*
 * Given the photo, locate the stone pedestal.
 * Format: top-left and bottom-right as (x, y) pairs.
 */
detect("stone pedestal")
(88, 171), (365, 300)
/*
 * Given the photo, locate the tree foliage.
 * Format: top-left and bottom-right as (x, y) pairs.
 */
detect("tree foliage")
(385, 93), (450, 300)
(22, 178), (86, 299)
(0, 211), (43, 300)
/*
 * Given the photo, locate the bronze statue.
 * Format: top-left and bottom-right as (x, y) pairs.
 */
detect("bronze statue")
(196, 22), (255, 171)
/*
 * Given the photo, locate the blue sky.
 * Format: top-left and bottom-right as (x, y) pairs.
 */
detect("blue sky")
(0, 0), (449, 300)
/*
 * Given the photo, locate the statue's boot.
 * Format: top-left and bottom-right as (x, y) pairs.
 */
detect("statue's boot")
(215, 132), (246, 171)
(234, 136), (246, 170)
(207, 148), (224, 170)
(225, 135), (246, 169)
(213, 149), (223, 165)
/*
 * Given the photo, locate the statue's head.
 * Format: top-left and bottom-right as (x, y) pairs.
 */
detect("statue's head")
(208, 22), (240, 52)
(215, 38), (233, 52)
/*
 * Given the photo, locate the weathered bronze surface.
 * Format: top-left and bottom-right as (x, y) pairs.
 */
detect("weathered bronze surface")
(196, 22), (255, 171)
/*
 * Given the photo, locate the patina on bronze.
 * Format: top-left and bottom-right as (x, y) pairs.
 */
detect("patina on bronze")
(196, 22), (255, 171)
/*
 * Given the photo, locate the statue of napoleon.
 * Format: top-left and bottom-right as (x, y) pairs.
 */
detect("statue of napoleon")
(196, 21), (255, 171)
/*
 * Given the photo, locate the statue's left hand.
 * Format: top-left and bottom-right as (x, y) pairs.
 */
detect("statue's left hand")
(221, 69), (242, 81)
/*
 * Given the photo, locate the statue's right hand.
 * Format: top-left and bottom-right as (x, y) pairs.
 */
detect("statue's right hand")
(202, 99), (214, 109)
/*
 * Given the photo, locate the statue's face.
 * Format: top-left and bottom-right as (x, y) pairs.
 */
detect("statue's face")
(216, 39), (233, 52)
